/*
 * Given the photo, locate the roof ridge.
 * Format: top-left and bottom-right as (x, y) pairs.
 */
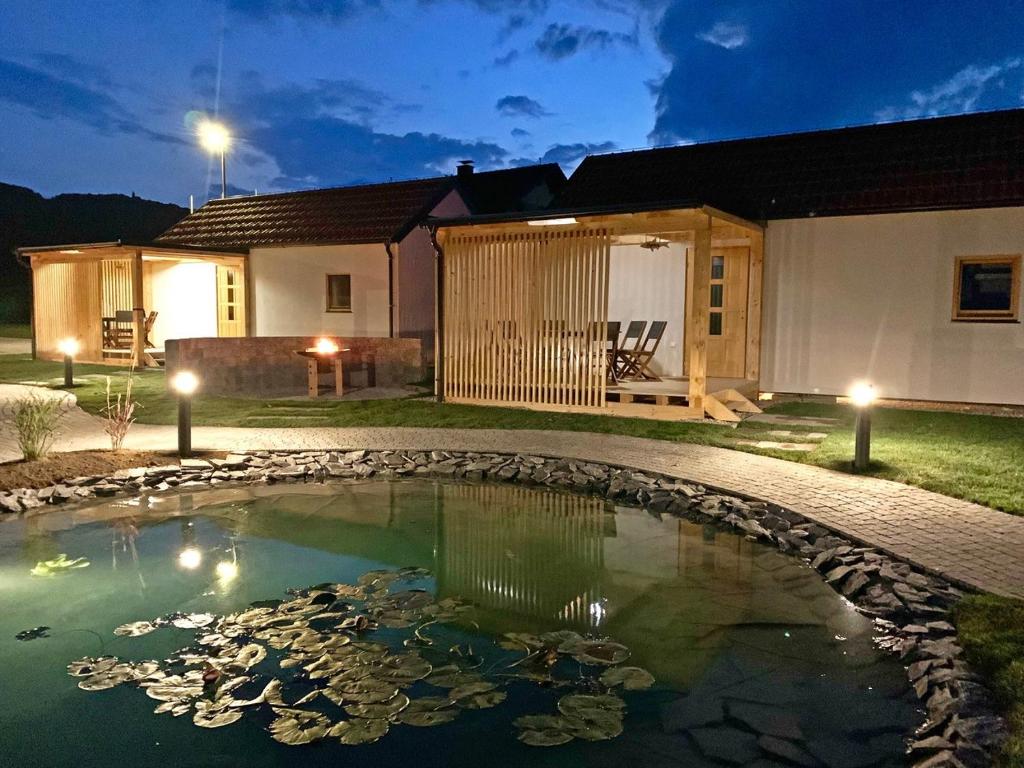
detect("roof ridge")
(205, 174), (453, 205)
(580, 107), (1024, 163)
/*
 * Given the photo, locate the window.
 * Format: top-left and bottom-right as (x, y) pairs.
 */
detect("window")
(326, 274), (352, 312)
(953, 256), (1020, 322)
(709, 312), (723, 336)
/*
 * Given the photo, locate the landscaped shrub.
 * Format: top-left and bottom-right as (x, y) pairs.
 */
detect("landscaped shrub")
(13, 392), (64, 460)
(103, 369), (138, 451)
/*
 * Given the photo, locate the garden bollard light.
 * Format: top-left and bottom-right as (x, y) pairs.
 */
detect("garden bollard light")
(849, 382), (876, 471)
(171, 370), (199, 458)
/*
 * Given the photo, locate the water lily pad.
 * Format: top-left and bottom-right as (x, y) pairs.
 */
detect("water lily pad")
(68, 656), (118, 678)
(458, 690), (507, 710)
(230, 679), (283, 708)
(331, 678), (399, 704)
(396, 708), (459, 727)
(572, 641), (630, 666)
(558, 693), (626, 719)
(171, 613), (215, 630)
(231, 643), (267, 669)
(268, 708), (330, 745)
(518, 728), (574, 747)
(600, 666), (655, 690)
(343, 693), (409, 720)
(114, 621), (157, 637)
(194, 706), (243, 728)
(449, 681), (496, 700)
(329, 717), (389, 745)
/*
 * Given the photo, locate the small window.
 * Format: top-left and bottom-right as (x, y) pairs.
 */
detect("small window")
(953, 256), (1020, 322)
(326, 274), (352, 312)
(711, 255), (725, 280)
(709, 312), (723, 336)
(710, 284), (724, 308)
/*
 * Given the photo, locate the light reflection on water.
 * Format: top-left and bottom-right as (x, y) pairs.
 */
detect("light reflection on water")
(0, 480), (918, 767)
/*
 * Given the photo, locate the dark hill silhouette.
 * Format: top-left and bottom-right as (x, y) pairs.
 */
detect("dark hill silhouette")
(0, 183), (187, 324)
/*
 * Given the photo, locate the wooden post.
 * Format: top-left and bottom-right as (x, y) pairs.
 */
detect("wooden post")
(131, 249), (145, 368)
(688, 218), (712, 415)
(334, 354), (344, 396)
(744, 229), (764, 385)
(307, 358), (319, 398)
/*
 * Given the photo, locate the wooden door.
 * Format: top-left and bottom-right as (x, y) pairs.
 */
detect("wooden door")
(216, 264), (246, 337)
(685, 246), (749, 379)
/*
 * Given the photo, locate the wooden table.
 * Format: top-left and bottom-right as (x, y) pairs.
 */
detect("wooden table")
(296, 348), (350, 397)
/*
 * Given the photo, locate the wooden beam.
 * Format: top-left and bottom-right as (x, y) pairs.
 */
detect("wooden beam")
(688, 217), (712, 414)
(131, 249), (145, 368)
(745, 229), (764, 383)
(701, 205), (764, 233)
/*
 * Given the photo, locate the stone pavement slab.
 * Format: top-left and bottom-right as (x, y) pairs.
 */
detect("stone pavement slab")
(1, 385), (1022, 598)
(0, 338), (31, 355)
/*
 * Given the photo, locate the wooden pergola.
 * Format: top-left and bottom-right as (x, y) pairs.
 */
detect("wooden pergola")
(19, 241), (248, 367)
(432, 206), (764, 421)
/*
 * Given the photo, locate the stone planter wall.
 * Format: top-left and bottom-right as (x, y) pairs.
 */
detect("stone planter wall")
(0, 449), (1009, 766)
(164, 336), (422, 396)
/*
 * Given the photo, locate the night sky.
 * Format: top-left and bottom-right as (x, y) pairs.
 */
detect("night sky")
(2, 0), (1023, 207)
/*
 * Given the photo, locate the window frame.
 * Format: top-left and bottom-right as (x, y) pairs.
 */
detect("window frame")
(325, 274), (353, 313)
(951, 255), (1021, 323)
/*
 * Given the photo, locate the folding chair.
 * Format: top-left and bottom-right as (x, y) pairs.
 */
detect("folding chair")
(599, 321), (621, 383)
(620, 320), (667, 381)
(613, 321), (647, 380)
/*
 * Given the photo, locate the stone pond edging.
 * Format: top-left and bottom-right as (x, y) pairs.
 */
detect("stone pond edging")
(0, 448), (1009, 766)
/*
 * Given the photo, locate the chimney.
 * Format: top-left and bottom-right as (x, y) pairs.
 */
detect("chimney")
(457, 160), (474, 179)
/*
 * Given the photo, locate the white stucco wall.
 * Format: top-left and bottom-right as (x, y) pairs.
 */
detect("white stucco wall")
(608, 243), (687, 377)
(762, 207), (1024, 405)
(149, 262), (218, 345)
(249, 243), (390, 337)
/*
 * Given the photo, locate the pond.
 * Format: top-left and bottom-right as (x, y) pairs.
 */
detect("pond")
(1, 480), (919, 767)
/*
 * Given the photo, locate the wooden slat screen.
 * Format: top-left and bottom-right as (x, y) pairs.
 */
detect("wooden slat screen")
(32, 261), (102, 359)
(443, 228), (611, 409)
(100, 259), (133, 317)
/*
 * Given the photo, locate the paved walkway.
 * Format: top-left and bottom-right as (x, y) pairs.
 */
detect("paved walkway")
(1, 385), (1022, 598)
(0, 337), (31, 355)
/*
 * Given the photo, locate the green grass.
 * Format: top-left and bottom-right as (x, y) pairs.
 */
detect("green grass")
(954, 595), (1024, 767)
(0, 324), (32, 339)
(1, 352), (1022, 514)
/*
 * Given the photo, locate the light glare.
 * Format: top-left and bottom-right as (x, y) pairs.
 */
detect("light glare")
(315, 338), (339, 355)
(198, 120), (230, 154)
(215, 560), (238, 581)
(57, 337), (80, 357)
(171, 370), (199, 395)
(178, 547), (202, 570)
(527, 217), (578, 226)
(849, 381), (876, 408)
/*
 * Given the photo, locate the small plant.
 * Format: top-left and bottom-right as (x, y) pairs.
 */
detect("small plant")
(103, 367), (139, 451)
(13, 392), (64, 460)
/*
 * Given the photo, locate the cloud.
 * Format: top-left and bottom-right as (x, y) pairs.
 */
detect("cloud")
(493, 49), (520, 67)
(208, 181), (259, 198)
(496, 94), (550, 118)
(695, 20), (746, 49)
(511, 127), (531, 137)
(876, 58), (1023, 121)
(33, 52), (114, 89)
(649, 0), (1024, 145)
(225, 0), (381, 23)
(534, 22), (638, 61)
(0, 57), (184, 145)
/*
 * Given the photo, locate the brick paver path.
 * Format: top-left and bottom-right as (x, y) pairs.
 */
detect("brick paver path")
(2, 386), (1022, 598)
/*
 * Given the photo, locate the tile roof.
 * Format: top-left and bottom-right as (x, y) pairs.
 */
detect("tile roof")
(155, 164), (566, 250)
(557, 109), (1024, 220)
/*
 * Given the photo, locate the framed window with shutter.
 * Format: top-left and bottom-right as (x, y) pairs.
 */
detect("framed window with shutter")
(326, 274), (352, 313)
(952, 255), (1020, 322)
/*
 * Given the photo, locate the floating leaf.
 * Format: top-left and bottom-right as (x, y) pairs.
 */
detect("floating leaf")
(449, 681), (496, 700)
(268, 708), (330, 745)
(600, 666), (654, 690)
(458, 690), (507, 710)
(329, 717), (389, 745)
(343, 693), (409, 720)
(171, 613), (215, 630)
(396, 709), (459, 727)
(558, 693), (625, 719)
(114, 621), (156, 637)
(68, 657), (118, 678)
(572, 641), (629, 666)
(194, 705), (243, 728)
(518, 728), (574, 747)
(16, 626), (51, 641)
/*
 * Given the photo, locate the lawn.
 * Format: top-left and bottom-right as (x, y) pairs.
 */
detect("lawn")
(954, 594), (1024, 767)
(0, 324), (32, 338)
(1, 352), (1022, 514)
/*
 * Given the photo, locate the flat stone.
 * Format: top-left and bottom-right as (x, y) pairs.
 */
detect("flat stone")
(757, 735), (817, 767)
(662, 696), (725, 732)
(689, 727), (761, 765)
(911, 736), (955, 752)
(729, 701), (803, 740)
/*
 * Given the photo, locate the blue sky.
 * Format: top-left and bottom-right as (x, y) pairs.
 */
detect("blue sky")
(1, 0), (1022, 206)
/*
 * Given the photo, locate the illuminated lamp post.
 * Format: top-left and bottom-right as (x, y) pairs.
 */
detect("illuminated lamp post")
(57, 337), (80, 388)
(849, 382), (877, 471)
(171, 370), (199, 458)
(198, 120), (231, 199)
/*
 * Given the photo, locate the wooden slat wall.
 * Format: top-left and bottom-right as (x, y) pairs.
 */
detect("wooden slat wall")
(32, 260), (102, 360)
(100, 259), (133, 317)
(443, 228), (611, 409)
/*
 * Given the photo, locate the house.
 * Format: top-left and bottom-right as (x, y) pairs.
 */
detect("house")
(18, 162), (565, 367)
(429, 109), (1024, 419)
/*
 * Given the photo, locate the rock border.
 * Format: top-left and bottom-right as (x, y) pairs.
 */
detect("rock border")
(1, 448), (1009, 766)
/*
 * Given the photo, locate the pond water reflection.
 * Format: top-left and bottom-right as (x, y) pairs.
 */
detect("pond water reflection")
(0, 480), (918, 767)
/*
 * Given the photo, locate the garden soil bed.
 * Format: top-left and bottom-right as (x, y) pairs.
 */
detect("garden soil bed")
(0, 450), (217, 492)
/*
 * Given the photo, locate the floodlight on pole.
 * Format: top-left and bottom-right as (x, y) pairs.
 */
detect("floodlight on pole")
(171, 371), (199, 458)
(198, 120), (231, 199)
(849, 381), (877, 471)
(57, 337), (80, 388)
